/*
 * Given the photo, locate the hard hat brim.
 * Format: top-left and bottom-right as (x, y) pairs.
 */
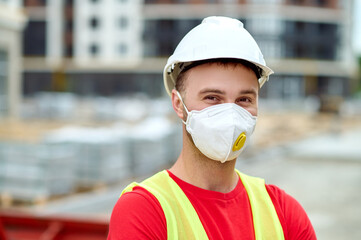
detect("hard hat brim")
(163, 58), (274, 96)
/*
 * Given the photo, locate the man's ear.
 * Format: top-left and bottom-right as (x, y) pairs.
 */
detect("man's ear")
(171, 89), (184, 120)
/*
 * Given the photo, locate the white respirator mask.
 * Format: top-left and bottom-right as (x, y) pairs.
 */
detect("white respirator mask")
(177, 92), (257, 163)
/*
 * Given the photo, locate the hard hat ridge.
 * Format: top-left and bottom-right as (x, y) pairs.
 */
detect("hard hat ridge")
(202, 15), (244, 28)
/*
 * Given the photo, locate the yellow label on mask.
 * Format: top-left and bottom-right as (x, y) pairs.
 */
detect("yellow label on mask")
(232, 132), (246, 151)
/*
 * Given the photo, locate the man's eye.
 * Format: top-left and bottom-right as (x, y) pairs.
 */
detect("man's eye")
(239, 97), (251, 102)
(205, 96), (218, 101)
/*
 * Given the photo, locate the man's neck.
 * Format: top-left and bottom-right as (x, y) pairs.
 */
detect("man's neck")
(169, 131), (239, 193)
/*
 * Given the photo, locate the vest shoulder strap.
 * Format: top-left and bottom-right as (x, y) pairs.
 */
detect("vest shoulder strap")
(236, 169), (285, 240)
(121, 170), (208, 240)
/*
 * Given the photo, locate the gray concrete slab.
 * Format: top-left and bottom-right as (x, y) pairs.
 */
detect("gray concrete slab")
(286, 128), (361, 161)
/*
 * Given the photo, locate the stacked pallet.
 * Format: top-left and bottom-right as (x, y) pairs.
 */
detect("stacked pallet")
(0, 116), (181, 205)
(0, 142), (76, 205)
(43, 126), (131, 188)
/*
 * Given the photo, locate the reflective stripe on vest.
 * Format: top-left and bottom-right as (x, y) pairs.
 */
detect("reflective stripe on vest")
(121, 170), (285, 240)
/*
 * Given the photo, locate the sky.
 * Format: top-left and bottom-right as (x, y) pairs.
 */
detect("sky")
(353, 0), (361, 55)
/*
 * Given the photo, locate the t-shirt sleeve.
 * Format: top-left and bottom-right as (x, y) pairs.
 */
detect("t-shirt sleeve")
(107, 186), (167, 240)
(266, 184), (317, 240)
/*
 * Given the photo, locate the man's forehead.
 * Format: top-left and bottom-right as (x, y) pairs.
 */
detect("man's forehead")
(186, 65), (258, 85)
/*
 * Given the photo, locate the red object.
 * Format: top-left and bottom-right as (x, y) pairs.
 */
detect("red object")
(108, 170), (316, 240)
(0, 210), (109, 240)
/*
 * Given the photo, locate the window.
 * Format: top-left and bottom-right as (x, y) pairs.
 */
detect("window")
(295, 21), (306, 33)
(23, 0), (47, 7)
(23, 21), (46, 56)
(119, 17), (128, 30)
(65, 0), (73, 5)
(266, 76), (303, 99)
(313, 0), (327, 7)
(89, 17), (100, 29)
(258, 40), (282, 59)
(89, 44), (99, 55)
(66, 20), (73, 31)
(119, 43), (128, 55)
(248, 16), (282, 35)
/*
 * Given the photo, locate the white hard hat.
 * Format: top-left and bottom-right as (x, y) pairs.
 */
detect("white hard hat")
(163, 16), (274, 96)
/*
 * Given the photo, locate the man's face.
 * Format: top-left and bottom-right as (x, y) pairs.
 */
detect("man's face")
(181, 62), (259, 117)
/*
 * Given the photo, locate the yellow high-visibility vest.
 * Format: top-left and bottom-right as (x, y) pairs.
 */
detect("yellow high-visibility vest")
(122, 170), (285, 240)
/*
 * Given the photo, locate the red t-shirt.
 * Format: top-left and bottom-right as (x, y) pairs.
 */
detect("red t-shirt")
(108, 170), (316, 240)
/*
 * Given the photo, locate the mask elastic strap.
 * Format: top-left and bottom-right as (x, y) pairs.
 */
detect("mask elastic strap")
(176, 91), (189, 125)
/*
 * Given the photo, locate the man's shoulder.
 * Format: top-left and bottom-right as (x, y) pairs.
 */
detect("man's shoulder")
(265, 184), (306, 210)
(265, 183), (302, 216)
(265, 184), (287, 200)
(108, 184), (167, 239)
(265, 184), (317, 240)
(119, 184), (161, 210)
(115, 172), (168, 219)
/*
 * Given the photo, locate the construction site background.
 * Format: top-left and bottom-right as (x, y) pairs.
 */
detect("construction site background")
(0, 94), (361, 239)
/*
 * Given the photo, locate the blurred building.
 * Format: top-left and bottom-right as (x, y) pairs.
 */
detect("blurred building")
(22, 0), (356, 101)
(0, 0), (27, 118)
(23, 0), (147, 96)
(141, 0), (356, 100)
(73, 0), (142, 65)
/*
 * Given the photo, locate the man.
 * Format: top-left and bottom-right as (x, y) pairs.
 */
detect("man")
(108, 16), (316, 239)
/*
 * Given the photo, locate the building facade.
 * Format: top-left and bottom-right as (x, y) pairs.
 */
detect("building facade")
(141, 0), (355, 101)
(21, 0), (356, 103)
(73, 0), (143, 64)
(0, 0), (27, 118)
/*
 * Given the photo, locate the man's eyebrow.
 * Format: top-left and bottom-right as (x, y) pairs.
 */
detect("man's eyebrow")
(198, 88), (258, 96)
(198, 88), (226, 95)
(239, 89), (258, 96)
